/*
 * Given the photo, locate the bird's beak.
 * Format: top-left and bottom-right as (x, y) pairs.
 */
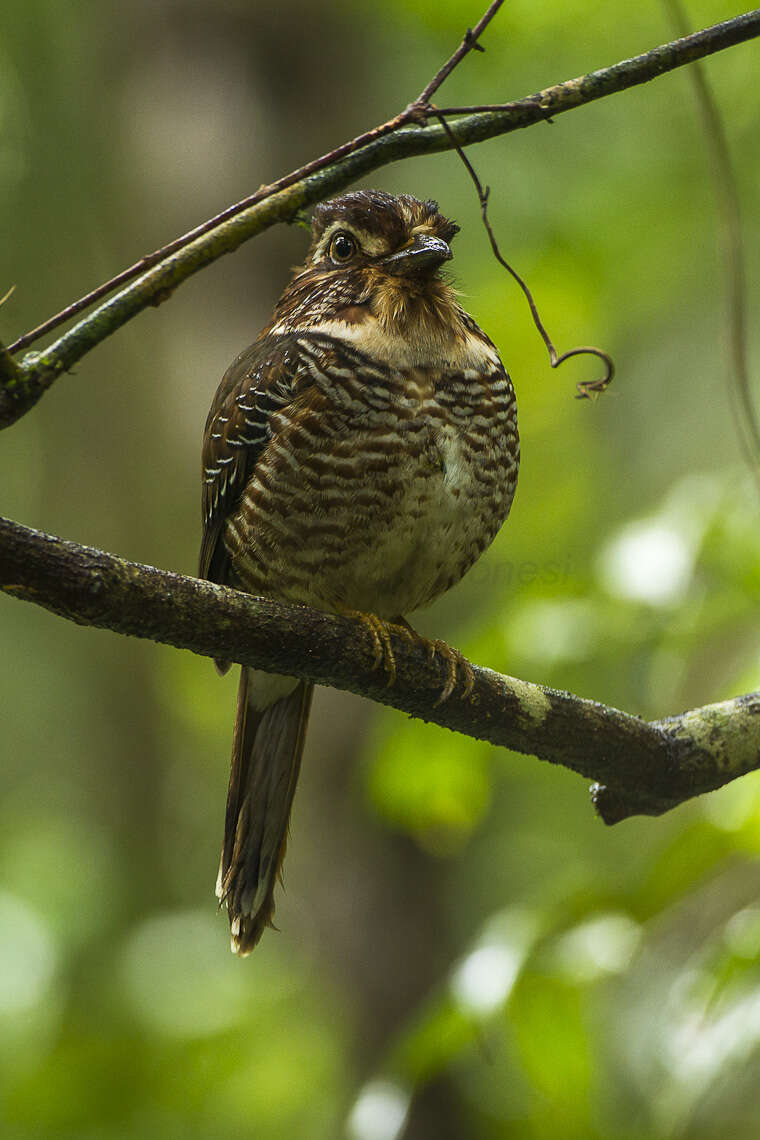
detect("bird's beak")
(384, 233), (452, 274)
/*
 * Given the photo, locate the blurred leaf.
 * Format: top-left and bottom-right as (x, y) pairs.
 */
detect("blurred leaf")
(367, 720), (492, 853)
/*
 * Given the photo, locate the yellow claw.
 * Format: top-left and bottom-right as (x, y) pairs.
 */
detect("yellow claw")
(344, 611), (476, 703)
(344, 611), (403, 687)
(428, 638), (476, 705)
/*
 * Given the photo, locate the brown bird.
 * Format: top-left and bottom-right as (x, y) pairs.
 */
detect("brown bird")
(200, 190), (519, 954)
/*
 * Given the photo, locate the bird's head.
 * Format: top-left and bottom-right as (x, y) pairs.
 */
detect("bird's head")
(270, 190), (462, 336)
(309, 189), (458, 280)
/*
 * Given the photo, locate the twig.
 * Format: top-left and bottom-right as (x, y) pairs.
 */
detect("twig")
(432, 108), (614, 397)
(6, 1), (505, 358)
(0, 513), (757, 825)
(1, 10), (757, 428)
(411, 0), (504, 109)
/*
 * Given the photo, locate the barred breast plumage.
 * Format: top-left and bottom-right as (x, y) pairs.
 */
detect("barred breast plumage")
(200, 190), (519, 954)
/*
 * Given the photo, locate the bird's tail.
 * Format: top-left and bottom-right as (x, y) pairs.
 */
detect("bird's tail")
(216, 667), (313, 955)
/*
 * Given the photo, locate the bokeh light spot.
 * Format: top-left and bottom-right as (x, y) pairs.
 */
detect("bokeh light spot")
(119, 909), (251, 1038)
(451, 944), (522, 1016)
(599, 520), (693, 606)
(551, 913), (642, 983)
(347, 1079), (410, 1140)
(0, 890), (57, 1014)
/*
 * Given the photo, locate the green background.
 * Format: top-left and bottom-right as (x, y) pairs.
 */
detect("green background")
(1, 1), (759, 1136)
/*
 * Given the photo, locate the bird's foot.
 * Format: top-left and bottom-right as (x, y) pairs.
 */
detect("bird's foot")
(344, 612), (476, 702)
(343, 611), (413, 687)
(392, 618), (476, 705)
(425, 637), (476, 705)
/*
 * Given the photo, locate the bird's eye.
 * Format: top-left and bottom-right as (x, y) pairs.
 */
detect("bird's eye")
(329, 232), (358, 263)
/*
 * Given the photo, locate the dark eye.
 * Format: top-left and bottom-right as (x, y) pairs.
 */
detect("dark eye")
(329, 232), (358, 263)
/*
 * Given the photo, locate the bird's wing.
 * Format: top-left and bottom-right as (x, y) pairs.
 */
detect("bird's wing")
(199, 335), (303, 586)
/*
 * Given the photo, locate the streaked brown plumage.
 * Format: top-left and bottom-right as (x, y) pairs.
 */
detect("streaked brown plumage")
(200, 190), (519, 954)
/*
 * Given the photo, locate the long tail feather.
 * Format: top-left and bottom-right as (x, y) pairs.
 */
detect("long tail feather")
(216, 667), (313, 955)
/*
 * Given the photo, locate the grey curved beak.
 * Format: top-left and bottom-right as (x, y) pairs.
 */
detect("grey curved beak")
(384, 233), (452, 274)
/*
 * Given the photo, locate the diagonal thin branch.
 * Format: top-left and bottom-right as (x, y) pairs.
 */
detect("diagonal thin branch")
(1, 513), (758, 826)
(2, 9), (759, 430)
(411, 0), (504, 108)
(5, 0), (506, 360)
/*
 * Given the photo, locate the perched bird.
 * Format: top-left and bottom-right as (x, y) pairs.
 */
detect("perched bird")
(200, 190), (519, 954)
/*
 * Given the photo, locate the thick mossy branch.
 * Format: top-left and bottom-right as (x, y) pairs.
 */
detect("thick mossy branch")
(2, 10), (760, 428)
(1, 514), (758, 824)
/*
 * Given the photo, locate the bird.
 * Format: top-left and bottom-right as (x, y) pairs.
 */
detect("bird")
(200, 189), (519, 955)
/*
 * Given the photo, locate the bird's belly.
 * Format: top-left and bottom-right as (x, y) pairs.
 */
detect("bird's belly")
(335, 442), (508, 615)
(338, 493), (482, 617)
(229, 417), (517, 618)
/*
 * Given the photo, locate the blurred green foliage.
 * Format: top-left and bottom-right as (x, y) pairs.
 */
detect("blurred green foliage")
(1, 1), (759, 1137)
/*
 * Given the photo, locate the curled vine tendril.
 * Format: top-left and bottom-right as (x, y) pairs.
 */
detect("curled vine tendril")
(432, 106), (614, 399)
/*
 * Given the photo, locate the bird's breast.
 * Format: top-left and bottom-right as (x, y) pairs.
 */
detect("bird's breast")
(226, 342), (519, 617)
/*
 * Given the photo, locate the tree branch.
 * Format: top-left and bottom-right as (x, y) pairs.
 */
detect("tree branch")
(1, 513), (757, 825)
(2, 9), (759, 429)
(3, 1), (507, 363)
